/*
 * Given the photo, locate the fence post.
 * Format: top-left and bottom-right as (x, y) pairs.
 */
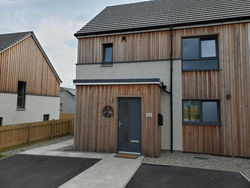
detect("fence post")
(68, 119), (70, 135)
(27, 125), (31, 144)
(51, 120), (54, 139)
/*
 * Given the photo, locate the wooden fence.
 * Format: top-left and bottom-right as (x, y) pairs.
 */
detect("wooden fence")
(0, 115), (75, 150)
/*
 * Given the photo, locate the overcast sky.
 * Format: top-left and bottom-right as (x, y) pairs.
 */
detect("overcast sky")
(0, 0), (146, 88)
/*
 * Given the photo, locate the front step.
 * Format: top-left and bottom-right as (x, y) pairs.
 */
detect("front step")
(115, 153), (138, 159)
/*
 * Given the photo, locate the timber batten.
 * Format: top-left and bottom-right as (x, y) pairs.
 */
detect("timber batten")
(75, 22), (250, 157)
(74, 84), (161, 157)
(0, 36), (60, 96)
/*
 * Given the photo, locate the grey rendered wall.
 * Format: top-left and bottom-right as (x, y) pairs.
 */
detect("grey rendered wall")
(76, 60), (182, 151)
(60, 90), (75, 114)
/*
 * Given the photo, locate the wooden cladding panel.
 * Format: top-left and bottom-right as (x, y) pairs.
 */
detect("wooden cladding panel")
(74, 84), (161, 157)
(77, 23), (250, 157)
(78, 31), (170, 63)
(181, 23), (250, 157)
(182, 125), (221, 154)
(0, 36), (60, 96)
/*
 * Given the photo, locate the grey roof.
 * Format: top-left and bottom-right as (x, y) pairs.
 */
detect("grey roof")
(0, 31), (32, 53)
(0, 31), (62, 82)
(61, 87), (76, 97)
(75, 0), (250, 37)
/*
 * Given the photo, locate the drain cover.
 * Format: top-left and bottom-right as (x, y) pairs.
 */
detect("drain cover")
(194, 156), (208, 160)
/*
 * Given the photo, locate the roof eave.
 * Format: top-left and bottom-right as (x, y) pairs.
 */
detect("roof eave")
(74, 16), (250, 38)
(30, 33), (62, 83)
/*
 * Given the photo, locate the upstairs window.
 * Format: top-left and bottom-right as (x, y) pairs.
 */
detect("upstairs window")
(103, 43), (113, 63)
(17, 81), (26, 109)
(43, 114), (50, 121)
(183, 100), (220, 125)
(182, 36), (218, 71)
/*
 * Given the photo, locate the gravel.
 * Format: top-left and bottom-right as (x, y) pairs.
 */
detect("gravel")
(0, 135), (73, 156)
(143, 151), (250, 181)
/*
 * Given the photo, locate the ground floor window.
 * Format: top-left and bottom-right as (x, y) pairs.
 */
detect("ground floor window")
(43, 114), (50, 121)
(0, 117), (2, 126)
(183, 100), (220, 125)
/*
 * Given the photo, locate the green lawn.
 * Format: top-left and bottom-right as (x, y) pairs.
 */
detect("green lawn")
(0, 154), (8, 159)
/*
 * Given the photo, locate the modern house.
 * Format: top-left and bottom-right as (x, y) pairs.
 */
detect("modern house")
(60, 87), (76, 114)
(0, 31), (61, 126)
(73, 0), (250, 158)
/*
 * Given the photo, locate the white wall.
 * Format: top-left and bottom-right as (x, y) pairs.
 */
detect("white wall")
(76, 60), (182, 151)
(0, 93), (60, 125)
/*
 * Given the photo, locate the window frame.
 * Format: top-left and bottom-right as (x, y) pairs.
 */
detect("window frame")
(17, 81), (26, 110)
(102, 43), (113, 64)
(43, 114), (50, 121)
(182, 35), (219, 71)
(182, 99), (221, 126)
(60, 103), (63, 112)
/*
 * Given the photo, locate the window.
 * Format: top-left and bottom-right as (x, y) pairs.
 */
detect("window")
(183, 100), (220, 125)
(201, 39), (216, 58)
(17, 81), (26, 109)
(60, 103), (63, 111)
(0, 117), (2, 126)
(182, 36), (218, 71)
(43, 114), (50, 121)
(103, 43), (113, 63)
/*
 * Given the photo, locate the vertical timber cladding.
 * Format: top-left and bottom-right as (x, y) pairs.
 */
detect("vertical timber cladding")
(74, 84), (161, 157)
(77, 22), (250, 157)
(0, 36), (60, 96)
(177, 23), (250, 157)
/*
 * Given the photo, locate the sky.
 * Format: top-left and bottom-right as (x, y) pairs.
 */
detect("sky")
(0, 0), (146, 88)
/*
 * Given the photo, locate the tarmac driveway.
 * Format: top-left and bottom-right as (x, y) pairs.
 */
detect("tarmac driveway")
(126, 164), (250, 188)
(0, 154), (100, 188)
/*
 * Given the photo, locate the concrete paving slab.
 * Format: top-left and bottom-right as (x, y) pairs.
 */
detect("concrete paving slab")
(59, 154), (144, 188)
(19, 139), (110, 159)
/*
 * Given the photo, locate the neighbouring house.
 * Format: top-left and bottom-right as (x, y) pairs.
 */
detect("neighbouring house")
(73, 0), (250, 158)
(0, 31), (61, 126)
(60, 87), (76, 114)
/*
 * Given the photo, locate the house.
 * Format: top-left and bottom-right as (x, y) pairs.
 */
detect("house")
(73, 0), (250, 158)
(60, 87), (76, 114)
(0, 31), (61, 126)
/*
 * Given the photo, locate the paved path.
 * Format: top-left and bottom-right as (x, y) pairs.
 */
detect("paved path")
(59, 154), (143, 188)
(20, 139), (110, 159)
(20, 139), (144, 188)
(1, 135), (73, 156)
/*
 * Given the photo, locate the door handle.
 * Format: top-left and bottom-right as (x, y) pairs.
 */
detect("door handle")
(119, 121), (123, 128)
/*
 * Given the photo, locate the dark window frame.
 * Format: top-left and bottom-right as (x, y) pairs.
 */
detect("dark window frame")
(182, 99), (221, 126)
(43, 114), (50, 121)
(60, 103), (63, 112)
(182, 35), (219, 71)
(102, 43), (113, 64)
(0, 117), (2, 126)
(17, 81), (26, 109)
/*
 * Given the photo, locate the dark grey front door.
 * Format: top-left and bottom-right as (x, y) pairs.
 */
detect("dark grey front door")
(118, 98), (141, 153)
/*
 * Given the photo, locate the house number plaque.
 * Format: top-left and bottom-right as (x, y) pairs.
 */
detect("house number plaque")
(102, 105), (114, 118)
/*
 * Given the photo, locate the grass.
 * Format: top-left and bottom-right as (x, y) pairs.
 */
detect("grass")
(0, 154), (8, 159)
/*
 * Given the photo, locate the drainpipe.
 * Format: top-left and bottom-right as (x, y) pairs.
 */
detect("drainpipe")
(170, 26), (173, 153)
(161, 26), (174, 153)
